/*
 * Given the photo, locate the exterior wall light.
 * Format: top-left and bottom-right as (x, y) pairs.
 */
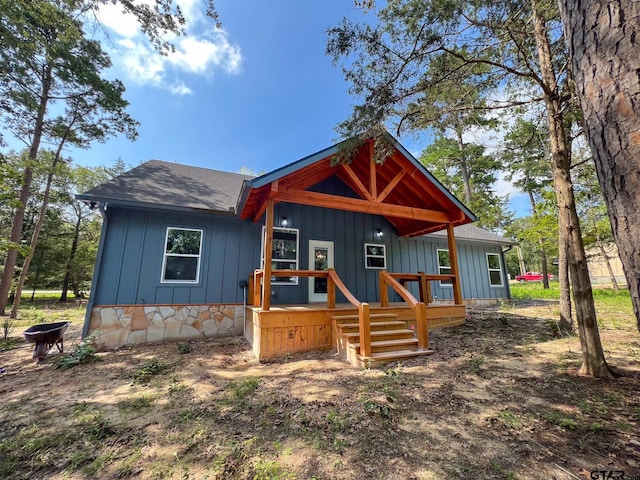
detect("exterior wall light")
(281, 217), (288, 227)
(375, 228), (383, 239)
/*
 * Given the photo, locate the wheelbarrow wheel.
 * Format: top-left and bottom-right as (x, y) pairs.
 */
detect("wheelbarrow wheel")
(33, 342), (48, 361)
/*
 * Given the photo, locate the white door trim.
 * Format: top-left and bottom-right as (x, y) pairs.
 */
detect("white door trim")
(308, 240), (334, 302)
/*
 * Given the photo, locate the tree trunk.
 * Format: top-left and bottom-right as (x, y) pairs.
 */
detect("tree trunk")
(60, 214), (82, 302)
(558, 227), (573, 331)
(599, 244), (620, 291)
(10, 140), (67, 318)
(532, 0), (613, 377)
(0, 65), (53, 315)
(558, 0), (640, 331)
(30, 256), (43, 302)
(540, 244), (550, 289)
(455, 127), (473, 205)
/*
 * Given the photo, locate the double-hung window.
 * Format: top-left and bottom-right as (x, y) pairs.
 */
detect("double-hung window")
(487, 253), (504, 287)
(364, 243), (386, 269)
(437, 249), (453, 287)
(262, 227), (299, 285)
(161, 227), (202, 283)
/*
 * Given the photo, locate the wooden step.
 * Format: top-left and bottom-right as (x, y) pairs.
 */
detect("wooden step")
(338, 320), (407, 333)
(342, 329), (415, 343)
(357, 349), (435, 367)
(348, 337), (420, 353)
(331, 313), (398, 324)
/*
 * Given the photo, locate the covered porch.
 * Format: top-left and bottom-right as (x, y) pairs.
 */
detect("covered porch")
(237, 135), (474, 367)
(246, 268), (466, 367)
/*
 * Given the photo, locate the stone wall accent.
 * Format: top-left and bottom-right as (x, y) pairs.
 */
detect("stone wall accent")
(87, 305), (244, 349)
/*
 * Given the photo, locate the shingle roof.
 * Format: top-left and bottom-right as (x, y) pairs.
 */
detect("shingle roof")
(77, 160), (255, 214)
(78, 160), (511, 246)
(426, 224), (513, 245)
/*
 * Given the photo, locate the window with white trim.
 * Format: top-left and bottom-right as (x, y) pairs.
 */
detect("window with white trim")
(487, 252), (504, 287)
(262, 227), (299, 285)
(437, 249), (453, 287)
(364, 243), (386, 269)
(161, 227), (202, 283)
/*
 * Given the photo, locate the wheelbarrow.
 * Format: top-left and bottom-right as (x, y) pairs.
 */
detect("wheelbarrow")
(23, 321), (71, 360)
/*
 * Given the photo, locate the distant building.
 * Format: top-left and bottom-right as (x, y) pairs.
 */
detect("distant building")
(586, 243), (626, 286)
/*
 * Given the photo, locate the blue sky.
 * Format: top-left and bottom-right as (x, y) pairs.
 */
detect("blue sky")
(8, 0), (528, 216)
(80, 0), (372, 174)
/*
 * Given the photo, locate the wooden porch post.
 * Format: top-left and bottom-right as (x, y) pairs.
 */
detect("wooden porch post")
(415, 302), (429, 350)
(418, 271), (432, 304)
(446, 223), (463, 305)
(327, 268), (336, 308)
(379, 270), (389, 307)
(359, 302), (371, 358)
(262, 197), (275, 310)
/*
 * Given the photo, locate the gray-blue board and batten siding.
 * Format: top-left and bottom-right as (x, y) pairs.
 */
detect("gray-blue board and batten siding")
(93, 177), (509, 307)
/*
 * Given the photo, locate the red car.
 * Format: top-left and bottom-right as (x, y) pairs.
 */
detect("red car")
(514, 271), (554, 282)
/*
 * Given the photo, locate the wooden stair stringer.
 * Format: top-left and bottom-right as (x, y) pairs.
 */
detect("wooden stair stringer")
(331, 308), (433, 367)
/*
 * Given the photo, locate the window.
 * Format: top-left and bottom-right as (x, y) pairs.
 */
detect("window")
(364, 243), (386, 269)
(161, 228), (202, 283)
(487, 253), (504, 287)
(437, 249), (452, 287)
(262, 227), (299, 285)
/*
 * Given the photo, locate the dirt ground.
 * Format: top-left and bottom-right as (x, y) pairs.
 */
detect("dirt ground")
(1, 302), (639, 480)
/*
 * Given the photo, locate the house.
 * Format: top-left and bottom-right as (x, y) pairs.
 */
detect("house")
(78, 135), (512, 366)
(585, 242), (626, 286)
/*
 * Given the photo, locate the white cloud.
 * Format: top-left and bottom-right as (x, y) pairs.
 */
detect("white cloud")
(168, 34), (242, 75)
(96, 0), (242, 95)
(96, 2), (140, 38)
(169, 82), (193, 96)
(117, 39), (165, 85)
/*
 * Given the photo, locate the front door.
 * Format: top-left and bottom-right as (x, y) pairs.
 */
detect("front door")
(308, 240), (334, 302)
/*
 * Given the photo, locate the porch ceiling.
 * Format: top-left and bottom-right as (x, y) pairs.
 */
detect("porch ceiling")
(237, 136), (476, 237)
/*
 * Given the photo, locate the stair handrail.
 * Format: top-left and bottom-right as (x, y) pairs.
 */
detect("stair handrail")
(327, 268), (371, 358)
(379, 270), (429, 350)
(327, 268), (360, 308)
(250, 268), (372, 357)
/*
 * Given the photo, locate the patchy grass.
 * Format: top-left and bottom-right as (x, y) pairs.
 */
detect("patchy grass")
(130, 358), (170, 384)
(1, 291), (86, 354)
(510, 282), (635, 329)
(0, 291), (639, 479)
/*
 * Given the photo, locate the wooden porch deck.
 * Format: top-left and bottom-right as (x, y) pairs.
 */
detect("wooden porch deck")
(245, 301), (466, 366)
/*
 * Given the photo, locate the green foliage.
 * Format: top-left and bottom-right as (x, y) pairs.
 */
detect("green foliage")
(1, 316), (14, 340)
(420, 135), (511, 230)
(117, 393), (160, 413)
(130, 358), (169, 384)
(0, 0), (140, 315)
(543, 411), (579, 430)
(220, 377), (260, 408)
(252, 459), (297, 480)
(361, 365), (404, 422)
(496, 411), (520, 429)
(177, 342), (192, 354)
(52, 335), (99, 369)
(500, 118), (553, 201)
(469, 355), (484, 375)
(327, 0), (566, 139)
(0, 0), (139, 146)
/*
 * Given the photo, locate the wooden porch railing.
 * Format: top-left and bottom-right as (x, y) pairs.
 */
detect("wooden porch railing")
(380, 272), (462, 306)
(378, 271), (429, 350)
(249, 268), (373, 358)
(250, 269), (330, 308)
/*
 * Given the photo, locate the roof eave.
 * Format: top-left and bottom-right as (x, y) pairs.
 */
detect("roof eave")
(386, 134), (478, 222)
(75, 194), (236, 217)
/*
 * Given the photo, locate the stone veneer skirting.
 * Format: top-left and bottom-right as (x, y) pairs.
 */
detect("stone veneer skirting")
(88, 304), (244, 349)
